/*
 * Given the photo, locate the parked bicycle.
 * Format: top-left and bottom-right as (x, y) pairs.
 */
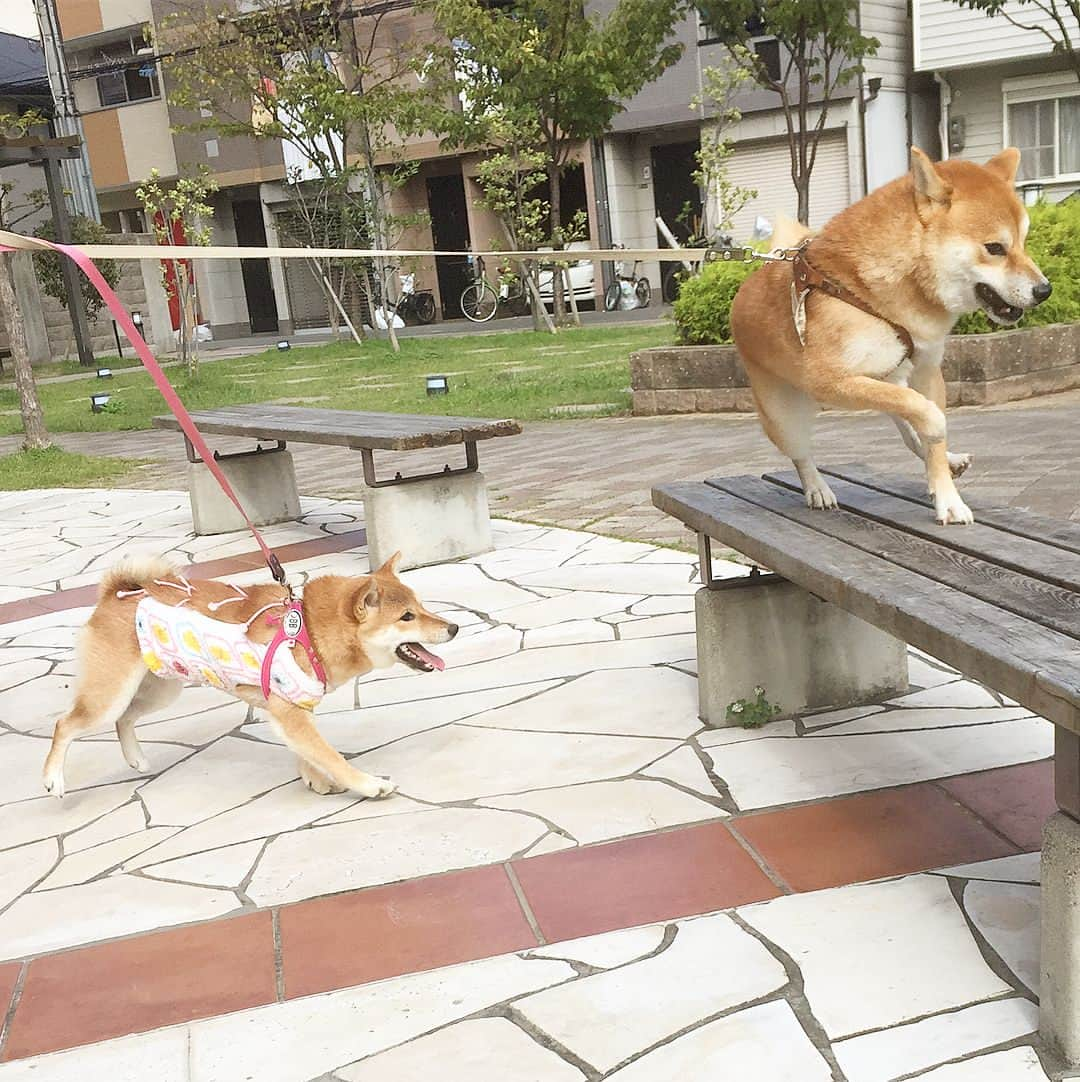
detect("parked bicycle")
(377, 267), (437, 326)
(460, 256), (526, 323)
(604, 248), (652, 312)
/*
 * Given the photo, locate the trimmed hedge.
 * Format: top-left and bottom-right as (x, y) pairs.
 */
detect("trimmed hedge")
(674, 198), (1080, 344)
(671, 259), (754, 345)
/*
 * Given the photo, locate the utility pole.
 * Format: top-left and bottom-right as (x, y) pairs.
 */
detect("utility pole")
(33, 0), (100, 222)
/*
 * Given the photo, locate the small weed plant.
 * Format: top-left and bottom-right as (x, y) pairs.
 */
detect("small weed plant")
(726, 685), (782, 729)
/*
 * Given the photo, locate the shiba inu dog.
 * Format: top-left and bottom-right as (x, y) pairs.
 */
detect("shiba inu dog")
(43, 553), (456, 799)
(731, 147), (1051, 525)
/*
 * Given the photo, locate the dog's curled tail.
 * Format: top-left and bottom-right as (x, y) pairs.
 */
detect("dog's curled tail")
(100, 555), (181, 601)
(769, 214), (815, 251)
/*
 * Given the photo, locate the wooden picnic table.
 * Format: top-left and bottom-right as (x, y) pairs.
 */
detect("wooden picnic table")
(153, 403), (522, 567)
(653, 463), (1080, 1062)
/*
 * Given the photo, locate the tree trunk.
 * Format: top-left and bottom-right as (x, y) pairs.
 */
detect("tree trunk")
(547, 161), (567, 326)
(0, 252), (50, 451)
(795, 173), (811, 226)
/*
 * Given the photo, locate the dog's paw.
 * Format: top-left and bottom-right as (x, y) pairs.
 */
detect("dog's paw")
(935, 493), (974, 526)
(804, 481), (838, 511)
(948, 452), (973, 479)
(43, 768), (64, 800)
(300, 761), (346, 795)
(126, 752), (151, 774)
(303, 772), (346, 796)
(355, 773), (396, 799)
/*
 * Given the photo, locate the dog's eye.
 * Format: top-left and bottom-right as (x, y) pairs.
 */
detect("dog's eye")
(984, 242), (1007, 256)
(400, 612), (415, 622)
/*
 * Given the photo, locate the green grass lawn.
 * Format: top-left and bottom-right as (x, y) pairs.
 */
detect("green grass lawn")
(0, 447), (147, 490)
(0, 324), (672, 436)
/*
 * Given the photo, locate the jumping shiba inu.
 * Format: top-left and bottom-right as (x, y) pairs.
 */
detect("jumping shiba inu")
(731, 147), (1051, 525)
(43, 553), (457, 800)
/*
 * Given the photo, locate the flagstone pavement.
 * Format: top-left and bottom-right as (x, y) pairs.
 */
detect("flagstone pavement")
(0, 482), (1070, 1079)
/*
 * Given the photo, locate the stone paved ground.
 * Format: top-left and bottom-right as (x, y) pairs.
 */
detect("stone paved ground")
(7, 388), (1080, 548)
(0, 488), (1068, 1080)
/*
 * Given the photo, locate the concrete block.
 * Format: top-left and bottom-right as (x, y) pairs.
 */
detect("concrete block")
(365, 471), (492, 571)
(1040, 811), (1080, 1064)
(187, 449), (301, 535)
(695, 579), (908, 726)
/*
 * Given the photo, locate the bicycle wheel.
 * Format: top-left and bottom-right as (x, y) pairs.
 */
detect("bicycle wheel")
(414, 292), (437, 324)
(635, 277), (652, 308)
(460, 282), (498, 323)
(662, 267), (682, 304)
(604, 282), (621, 312)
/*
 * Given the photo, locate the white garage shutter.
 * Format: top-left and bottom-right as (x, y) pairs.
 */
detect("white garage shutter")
(724, 132), (852, 242)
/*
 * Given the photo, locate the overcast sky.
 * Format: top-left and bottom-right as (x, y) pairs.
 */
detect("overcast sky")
(0, 2), (40, 41)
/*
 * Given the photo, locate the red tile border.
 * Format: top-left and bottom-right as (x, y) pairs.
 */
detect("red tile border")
(938, 759), (1054, 851)
(732, 782), (1020, 893)
(511, 821), (782, 943)
(279, 864), (537, 1000)
(0, 764), (1059, 1063)
(0, 961), (22, 1041)
(0, 528), (367, 625)
(2, 912), (275, 1062)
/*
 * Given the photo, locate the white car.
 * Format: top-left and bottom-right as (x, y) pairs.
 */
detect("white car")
(537, 241), (596, 306)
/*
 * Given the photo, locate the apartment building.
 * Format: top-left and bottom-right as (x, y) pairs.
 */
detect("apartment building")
(914, 0), (1080, 200)
(592, 0), (931, 296)
(54, 0), (948, 335)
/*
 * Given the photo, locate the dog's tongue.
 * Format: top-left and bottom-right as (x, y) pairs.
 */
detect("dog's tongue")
(409, 643), (445, 671)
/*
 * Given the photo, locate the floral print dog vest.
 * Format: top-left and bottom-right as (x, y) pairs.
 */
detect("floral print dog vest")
(135, 596), (325, 709)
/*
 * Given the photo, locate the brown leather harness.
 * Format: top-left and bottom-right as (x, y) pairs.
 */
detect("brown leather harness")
(790, 243), (915, 360)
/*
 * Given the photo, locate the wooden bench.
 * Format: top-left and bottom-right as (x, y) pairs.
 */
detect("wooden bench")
(153, 404), (521, 569)
(653, 463), (1080, 1064)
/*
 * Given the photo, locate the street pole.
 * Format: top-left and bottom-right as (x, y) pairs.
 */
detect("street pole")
(43, 152), (95, 366)
(33, 0), (100, 222)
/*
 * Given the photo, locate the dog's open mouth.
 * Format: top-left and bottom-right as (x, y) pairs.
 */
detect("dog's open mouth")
(975, 283), (1024, 325)
(396, 643), (446, 673)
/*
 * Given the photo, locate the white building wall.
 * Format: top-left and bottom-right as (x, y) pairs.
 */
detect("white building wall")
(194, 193), (251, 336)
(603, 134), (663, 295)
(861, 0), (910, 91)
(915, 0), (1074, 71)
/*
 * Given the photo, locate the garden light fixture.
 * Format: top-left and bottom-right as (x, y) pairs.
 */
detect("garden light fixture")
(426, 374), (449, 396)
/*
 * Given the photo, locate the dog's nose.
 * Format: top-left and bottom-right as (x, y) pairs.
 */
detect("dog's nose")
(1034, 280), (1052, 304)
(446, 623), (459, 639)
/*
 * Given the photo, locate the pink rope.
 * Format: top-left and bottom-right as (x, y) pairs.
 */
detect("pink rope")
(1, 237), (288, 588)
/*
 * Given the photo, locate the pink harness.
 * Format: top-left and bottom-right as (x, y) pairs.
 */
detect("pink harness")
(261, 600), (327, 700)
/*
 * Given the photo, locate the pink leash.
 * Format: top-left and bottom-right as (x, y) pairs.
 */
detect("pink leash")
(7, 239), (335, 696)
(5, 238), (288, 587)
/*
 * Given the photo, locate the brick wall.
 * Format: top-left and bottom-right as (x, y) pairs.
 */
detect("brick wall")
(631, 323), (1080, 415)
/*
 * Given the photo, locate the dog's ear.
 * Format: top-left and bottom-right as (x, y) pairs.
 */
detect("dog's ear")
(376, 551), (402, 576)
(354, 578), (380, 620)
(985, 147), (1021, 185)
(911, 147), (953, 217)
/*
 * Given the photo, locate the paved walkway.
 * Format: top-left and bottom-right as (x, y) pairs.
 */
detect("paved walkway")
(6, 389), (1080, 550)
(0, 487), (1064, 1080)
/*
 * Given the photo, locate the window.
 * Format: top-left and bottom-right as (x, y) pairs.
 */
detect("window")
(92, 32), (159, 109)
(1005, 74), (1080, 181)
(698, 8), (782, 83)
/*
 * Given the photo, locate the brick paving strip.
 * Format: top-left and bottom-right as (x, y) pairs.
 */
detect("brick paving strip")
(0, 759), (1051, 1061)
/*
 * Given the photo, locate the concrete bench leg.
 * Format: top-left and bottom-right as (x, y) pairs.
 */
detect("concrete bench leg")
(187, 450), (301, 536)
(695, 577), (909, 727)
(365, 470), (493, 571)
(1040, 811), (1080, 1064)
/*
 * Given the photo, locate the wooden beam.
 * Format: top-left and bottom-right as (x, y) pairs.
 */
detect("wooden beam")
(1057, 728), (1080, 821)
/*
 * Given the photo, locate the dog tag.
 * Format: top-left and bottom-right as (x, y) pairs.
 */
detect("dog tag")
(790, 282), (808, 346)
(282, 607), (303, 640)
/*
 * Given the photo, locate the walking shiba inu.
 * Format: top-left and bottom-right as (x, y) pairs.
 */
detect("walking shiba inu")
(732, 147), (1051, 525)
(43, 553), (457, 800)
